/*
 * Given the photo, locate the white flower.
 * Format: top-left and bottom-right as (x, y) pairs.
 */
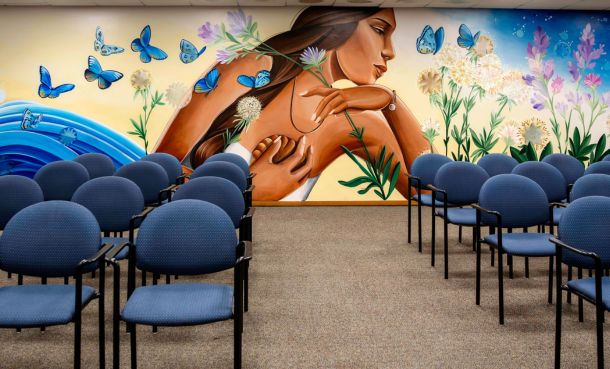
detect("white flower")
(236, 96), (262, 123)
(472, 35), (494, 58)
(130, 69), (151, 91)
(300, 47), (327, 68)
(0, 88), (5, 103)
(519, 118), (549, 149)
(449, 57), (477, 87)
(475, 53), (503, 94)
(421, 117), (440, 133)
(501, 70), (530, 105)
(498, 121), (520, 147)
(435, 43), (464, 70)
(165, 82), (188, 108)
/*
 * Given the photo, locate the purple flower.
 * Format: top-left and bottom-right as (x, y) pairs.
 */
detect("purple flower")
(528, 26), (550, 58)
(584, 73), (602, 88)
(573, 23), (606, 70)
(531, 93), (546, 111)
(602, 92), (610, 106)
(299, 47), (327, 68)
(551, 76), (564, 94)
(543, 60), (554, 81)
(216, 49), (238, 64)
(567, 61), (580, 82)
(532, 79), (549, 98)
(227, 9), (252, 35)
(555, 101), (568, 115)
(198, 22), (221, 43)
(566, 91), (583, 107)
(522, 74), (536, 86)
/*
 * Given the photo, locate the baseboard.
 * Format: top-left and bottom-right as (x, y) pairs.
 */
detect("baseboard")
(253, 200), (411, 206)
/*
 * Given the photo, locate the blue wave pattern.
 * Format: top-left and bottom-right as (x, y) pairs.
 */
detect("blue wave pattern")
(0, 101), (145, 177)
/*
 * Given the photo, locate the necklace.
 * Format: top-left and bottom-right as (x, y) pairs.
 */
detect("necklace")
(289, 79), (324, 134)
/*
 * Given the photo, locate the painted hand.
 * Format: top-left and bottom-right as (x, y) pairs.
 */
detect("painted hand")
(300, 85), (393, 124)
(250, 135), (313, 201)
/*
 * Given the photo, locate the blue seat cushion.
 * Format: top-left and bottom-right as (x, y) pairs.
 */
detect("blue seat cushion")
(484, 233), (555, 257)
(567, 277), (610, 311)
(435, 208), (477, 226)
(410, 194), (453, 207)
(121, 283), (234, 326)
(552, 207), (565, 225)
(101, 236), (129, 260)
(0, 285), (96, 328)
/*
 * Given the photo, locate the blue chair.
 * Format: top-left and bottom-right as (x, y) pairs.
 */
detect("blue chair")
(571, 174), (610, 200)
(206, 152), (253, 186)
(105, 199), (249, 369)
(34, 161), (90, 200)
(552, 196), (610, 369)
(173, 176), (253, 311)
(585, 161), (610, 175)
(407, 153), (452, 253)
(141, 152), (185, 185)
(542, 153), (585, 196)
(428, 162), (489, 279)
(0, 201), (112, 369)
(474, 174), (554, 325)
(74, 153), (116, 179)
(191, 161), (252, 210)
(477, 154), (519, 177)
(115, 161), (170, 206)
(72, 176), (148, 260)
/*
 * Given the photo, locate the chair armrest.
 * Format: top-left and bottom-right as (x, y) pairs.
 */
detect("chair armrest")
(550, 237), (601, 261)
(406, 174), (422, 189)
(239, 209), (254, 242)
(427, 184), (448, 206)
(104, 242), (132, 264)
(551, 202), (568, 209)
(244, 185), (254, 194)
(176, 173), (188, 185)
(158, 184), (178, 204)
(472, 203), (502, 226)
(236, 241), (252, 260)
(77, 243), (114, 271)
(129, 206), (155, 231)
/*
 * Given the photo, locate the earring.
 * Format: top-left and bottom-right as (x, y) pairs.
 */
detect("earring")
(388, 90), (396, 111)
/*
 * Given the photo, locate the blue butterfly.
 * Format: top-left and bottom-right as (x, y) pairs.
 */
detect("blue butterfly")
(94, 26), (124, 56)
(457, 24), (480, 49)
(84, 56), (123, 90)
(38, 66), (75, 99)
(58, 127), (77, 147)
(131, 25), (168, 63)
(416, 25), (444, 55)
(194, 67), (220, 95)
(21, 108), (42, 130)
(179, 39), (206, 64)
(237, 70), (271, 89)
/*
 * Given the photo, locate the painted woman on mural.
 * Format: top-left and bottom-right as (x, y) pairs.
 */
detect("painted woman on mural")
(155, 7), (429, 201)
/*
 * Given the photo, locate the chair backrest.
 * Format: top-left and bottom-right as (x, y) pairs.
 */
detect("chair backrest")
(206, 152), (250, 178)
(141, 152), (182, 186)
(0, 201), (100, 277)
(190, 161), (247, 192)
(434, 162), (489, 205)
(410, 153), (452, 187)
(559, 196), (610, 269)
(135, 199), (237, 276)
(571, 174), (610, 200)
(34, 160), (90, 201)
(173, 177), (245, 228)
(72, 176), (145, 232)
(542, 153), (584, 186)
(0, 175), (44, 229)
(585, 161), (610, 176)
(73, 153), (116, 179)
(478, 174), (549, 228)
(512, 161), (567, 202)
(477, 154), (519, 177)
(114, 161), (169, 204)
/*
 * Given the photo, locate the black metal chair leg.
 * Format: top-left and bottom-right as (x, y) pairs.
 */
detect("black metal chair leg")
(443, 213), (449, 279)
(596, 279), (605, 369)
(74, 275), (82, 369)
(555, 253), (562, 369)
(578, 267), (584, 322)
(408, 197), (412, 244)
(476, 225), (481, 305)
(525, 257), (530, 278)
(99, 265), (106, 369)
(458, 225), (462, 243)
(417, 191), (422, 253)
(7, 272), (11, 279)
(431, 198), (436, 267)
(548, 256), (553, 304)
(508, 255), (514, 279)
(498, 248), (505, 325)
(472, 227), (476, 252)
(567, 267), (573, 304)
(130, 324), (137, 369)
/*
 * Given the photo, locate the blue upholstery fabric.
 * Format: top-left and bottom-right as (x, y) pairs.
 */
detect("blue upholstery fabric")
(478, 174), (549, 228)
(0, 285), (96, 328)
(436, 208), (477, 226)
(0, 175), (43, 229)
(72, 176), (144, 232)
(122, 283), (233, 326)
(572, 174), (610, 200)
(34, 161), (90, 201)
(206, 152), (250, 178)
(485, 233), (555, 256)
(542, 153), (585, 185)
(410, 193), (448, 207)
(136, 199), (238, 275)
(559, 196), (610, 269)
(101, 236), (129, 260)
(173, 177), (245, 228)
(585, 161), (610, 175)
(434, 162), (489, 205)
(552, 207), (564, 225)
(0, 201), (100, 277)
(409, 154), (452, 187)
(73, 153), (116, 179)
(512, 161), (567, 202)
(477, 154), (519, 177)
(566, 277), (610, 311)
(141, 153), (183, 185)
(114, 161), (169, 204)
(190, 161), (247, 192)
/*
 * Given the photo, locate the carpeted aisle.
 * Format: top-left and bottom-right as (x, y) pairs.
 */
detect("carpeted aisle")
(0, 206), (605, 368)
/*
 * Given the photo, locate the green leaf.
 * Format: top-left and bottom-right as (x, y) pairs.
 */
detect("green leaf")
(386, 162), (401, 198)
(374, 189), (385, 200)
(377, 146), (386, 172)
(381, 153), (393, 186)
(510, 146), (527, 163)
(340, 145), (374, 180)
(357, 182), (377, 195)
(338, 176), (372, 188)
(540, 142), (553, 160)
(525, 143), (538, 161)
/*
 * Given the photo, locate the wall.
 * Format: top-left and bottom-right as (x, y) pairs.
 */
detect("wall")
(0, 6), (608, 202)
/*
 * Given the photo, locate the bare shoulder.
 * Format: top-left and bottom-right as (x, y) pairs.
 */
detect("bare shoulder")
(216, 54), (273, 77)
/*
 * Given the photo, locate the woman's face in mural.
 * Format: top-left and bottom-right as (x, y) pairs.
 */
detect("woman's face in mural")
(336, 9), (396, 85)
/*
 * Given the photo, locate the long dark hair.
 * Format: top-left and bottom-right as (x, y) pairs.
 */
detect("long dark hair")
(189, 6), (380, 168)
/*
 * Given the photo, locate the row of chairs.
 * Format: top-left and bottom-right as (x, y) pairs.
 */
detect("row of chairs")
(0, 151), (255, 369)
(407, 152), (610, 368)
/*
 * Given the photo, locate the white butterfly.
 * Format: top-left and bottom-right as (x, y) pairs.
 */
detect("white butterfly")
(94, 26), (124, 56)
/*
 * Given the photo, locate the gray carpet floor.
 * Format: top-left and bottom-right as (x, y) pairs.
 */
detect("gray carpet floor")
(0, 206), (606, 368)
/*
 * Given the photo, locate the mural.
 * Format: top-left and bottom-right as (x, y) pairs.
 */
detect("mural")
(0, 6), (609, 201)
